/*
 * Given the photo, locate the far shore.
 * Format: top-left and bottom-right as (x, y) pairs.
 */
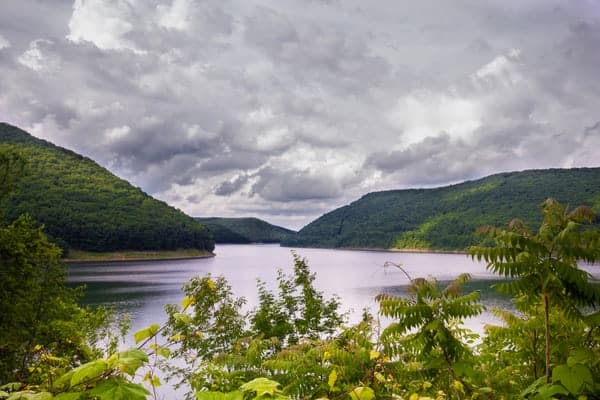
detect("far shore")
(65, 249), (215, 263)
(280, 243), (468, 255)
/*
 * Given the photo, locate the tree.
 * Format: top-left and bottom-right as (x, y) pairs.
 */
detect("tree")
(377, 273), (483, 394)
(469, 198), (600, 383)
(0, 149), (112, 384)
(251, 252), (344, 346)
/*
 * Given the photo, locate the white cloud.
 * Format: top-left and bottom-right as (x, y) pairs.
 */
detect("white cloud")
(105, 125), (131, 141)
(17, 39), (61, 73)
(473, 48), (523, 88)
(156, 0), (193, 31)
(67, 0), (144, 53)
(387, 90), (482, 147)
(2, 0), (600, 228)
(0, 34), (10, 50)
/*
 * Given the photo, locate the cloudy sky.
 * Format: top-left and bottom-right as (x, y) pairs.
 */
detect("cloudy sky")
(1, 0), (599, 229)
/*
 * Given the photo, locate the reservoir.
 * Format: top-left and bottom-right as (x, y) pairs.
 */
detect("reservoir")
(67, 244), (600, 338)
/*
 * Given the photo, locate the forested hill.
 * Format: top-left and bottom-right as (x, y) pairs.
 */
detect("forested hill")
(282, 168), (600, 250)
(0, 122), (214, 254)
(195, 217), (295, 243)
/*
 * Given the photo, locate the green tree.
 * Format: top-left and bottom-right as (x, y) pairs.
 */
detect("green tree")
(470, 198), (600, 383)
(163, 275), (247, 394)
(478, 299), (600, 397)
(251, 253), (344, 347)
(0, 148), (113, 385)
(377, 273), (483, 395)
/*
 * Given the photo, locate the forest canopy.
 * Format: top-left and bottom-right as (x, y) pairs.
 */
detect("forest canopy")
(284, 168), (600, 250)
(0, 123), (214, 254)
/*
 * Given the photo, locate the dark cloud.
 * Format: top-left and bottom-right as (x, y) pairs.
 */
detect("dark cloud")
(251, 167), (342, 202)
(213, 174), (249, 196)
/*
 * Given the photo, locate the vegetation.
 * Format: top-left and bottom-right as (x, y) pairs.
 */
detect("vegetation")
(196, 217), (295, 244)
(2, 144), (599, 399)
(283, 168), (600, 250)
(470, 198), (600, 383)
(66, 248), (213, 262)
(0, 148), (123, 386)
(0, 122), (214, 255)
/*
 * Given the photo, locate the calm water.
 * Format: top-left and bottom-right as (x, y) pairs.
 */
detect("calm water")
(66, 244), (599, 399)
(67, 244), (600, 337)
(67, 244), (521, 335)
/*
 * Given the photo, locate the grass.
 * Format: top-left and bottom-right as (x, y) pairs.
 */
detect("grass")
(65, 248), (214, 263)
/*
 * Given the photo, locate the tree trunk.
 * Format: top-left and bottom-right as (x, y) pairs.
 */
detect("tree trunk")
(544, 293), (550, 383)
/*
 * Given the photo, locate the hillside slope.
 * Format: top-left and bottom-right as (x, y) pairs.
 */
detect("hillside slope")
(0, 123), (214, 253)
(282, 168), (600, 250)
(196, 217), (295, 243)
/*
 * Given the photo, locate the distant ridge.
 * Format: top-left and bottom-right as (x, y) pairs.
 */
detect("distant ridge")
(282, 168), (600, 250)
(196, 217), (295, 243)
(0, 122), (214, 254)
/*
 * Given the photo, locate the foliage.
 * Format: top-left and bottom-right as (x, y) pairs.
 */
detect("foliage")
(377, 274), (484, 396)
(2, 156), (599, 400)
(283, 169), (600, 250)
(0, 148), (122, 388)
(0, 335), (154, 400)
(195, 218), (295, 244)
(163, 275), (247, 394)
(250, 253), (344, 346)
(0, 122), (214, 254)
(470, 198), (600, 382)
(479, 300), (600, 397)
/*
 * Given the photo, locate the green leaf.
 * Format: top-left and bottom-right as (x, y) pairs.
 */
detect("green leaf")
(536, 383), (569, 398)
(181, 296), (194, 309)
(552, 364), (592, 394)
(53, 371), (75, 391)
(143, 373), (161, 388)
(7, 392), (53, 400)
(54, 393), (82, 400)
(6, 393), (54, 400)
(0, 384), (22, 392)
(348, 386), (375, 400)
(173, 312), (191, 325)
(87, 378), (150, 400)
(107, 349), (149, 376)
(133, 324), (160, 344)
(70, 360), (109, 387)
(328, 370), (337, 392)
(30, 394), (53, 400)
(240, 378), (281, 397)
(155, 346), (171, 358)
(195, 391), (243, 400)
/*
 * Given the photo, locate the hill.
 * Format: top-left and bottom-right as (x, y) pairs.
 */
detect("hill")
(195, 217), (295, 243)
(282, 168), (600, 250)
(0, 123), (214, 254)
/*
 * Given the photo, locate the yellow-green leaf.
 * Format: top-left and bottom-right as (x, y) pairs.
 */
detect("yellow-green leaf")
(133, 324), (160, 344)
(348, 386), (375, 400)
(70, 360), (109, 387)
(181, 295), (194, 309)
(328, 370), (337, 392)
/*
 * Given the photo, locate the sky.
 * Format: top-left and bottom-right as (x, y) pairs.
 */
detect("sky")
(1, 0), (600, 230)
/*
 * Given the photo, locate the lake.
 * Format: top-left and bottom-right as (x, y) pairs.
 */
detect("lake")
(67, 244), (534, 337)
(66, 244), (599, 399)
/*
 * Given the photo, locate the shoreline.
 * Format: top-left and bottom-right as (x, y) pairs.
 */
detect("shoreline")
(280, 244), (468, 255)
(65, 249), (215, 264)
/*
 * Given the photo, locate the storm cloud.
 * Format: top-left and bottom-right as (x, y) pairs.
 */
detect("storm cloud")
(1, 0), (599, 229)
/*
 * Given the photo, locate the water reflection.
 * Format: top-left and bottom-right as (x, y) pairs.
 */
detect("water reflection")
(67, 244), (525, 335)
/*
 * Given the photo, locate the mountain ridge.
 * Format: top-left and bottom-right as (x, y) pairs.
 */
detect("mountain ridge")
(0, 122), (214, 254)
(283, 167), (600, 250)
(195, 217), (295, 243)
